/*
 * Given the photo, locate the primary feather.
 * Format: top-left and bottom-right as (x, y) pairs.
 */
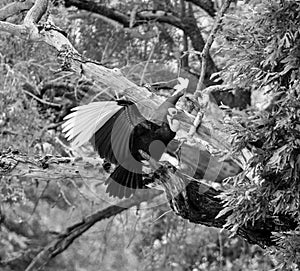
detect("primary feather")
(62, 101), (122, 147)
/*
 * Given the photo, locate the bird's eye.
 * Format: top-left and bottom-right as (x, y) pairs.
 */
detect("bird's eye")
(168, 108), (177, 116)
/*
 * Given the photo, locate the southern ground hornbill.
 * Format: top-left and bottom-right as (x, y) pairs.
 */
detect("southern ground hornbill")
(62, 79), (188, 198)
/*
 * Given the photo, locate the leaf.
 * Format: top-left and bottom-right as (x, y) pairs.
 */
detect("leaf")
(267, 145), (288, 168)
(215, 206), (234, 219)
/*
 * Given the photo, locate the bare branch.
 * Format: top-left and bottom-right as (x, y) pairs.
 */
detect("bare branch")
(188, 0), (232, 139)
(68, 11), (124, 29)
(23, 90), (62, 108)
(65, 0), (130, 26)
(196, 0), (232, 94)
(0, 0), (34, 21)
(0, 21), (27, 37)
(24, 190), (161, 271)
(0, 0), (48, 41)
(24, 0), (48, 25)
(0, 151), (106, 183)
(63, 0), (219, 85)
(185, 0), (216, 17)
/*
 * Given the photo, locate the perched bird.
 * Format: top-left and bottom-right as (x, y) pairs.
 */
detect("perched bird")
(62, 79), (188, 198)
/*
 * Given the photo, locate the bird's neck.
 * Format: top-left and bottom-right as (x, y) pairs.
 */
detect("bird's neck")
(150, 91), (184, 123)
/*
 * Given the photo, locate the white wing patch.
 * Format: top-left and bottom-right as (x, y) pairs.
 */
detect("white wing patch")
(62, 101), (122, 147)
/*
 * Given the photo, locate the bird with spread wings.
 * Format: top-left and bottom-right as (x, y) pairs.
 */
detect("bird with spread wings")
(62, 78), (189, 198)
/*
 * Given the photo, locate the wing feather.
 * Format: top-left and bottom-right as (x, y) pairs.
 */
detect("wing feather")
(62, 101), (122, 147)
(63, 100), (148, 168)
(93, 102), (146, 164)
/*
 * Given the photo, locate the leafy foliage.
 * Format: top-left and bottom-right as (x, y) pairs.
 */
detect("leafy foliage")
(218, 0), (300, 267)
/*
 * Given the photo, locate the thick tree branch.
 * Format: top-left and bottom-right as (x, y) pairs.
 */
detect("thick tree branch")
(0, 0), (48, 41)
(0, 150), (105, 182)
(65, 0), (184, 29)
(0, 0), (34, 21)
(149, 161), (297, 247)
(185, 0), (216, 17)
(24, 0), (48, 25)
(0, 21), (27, 36)
(65, 0), (130, 26)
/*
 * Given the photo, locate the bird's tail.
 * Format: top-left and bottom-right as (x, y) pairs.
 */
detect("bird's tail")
(105, 162), (144, 198)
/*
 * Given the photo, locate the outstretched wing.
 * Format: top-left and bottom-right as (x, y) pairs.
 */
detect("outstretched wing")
(92, 100), (147, 164)
(62, 101), (122, 147)
(62, 100), (147, 165)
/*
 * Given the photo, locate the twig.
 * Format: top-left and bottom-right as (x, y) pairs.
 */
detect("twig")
(56, 180), (73, 207)
(139, 41), (156, 86)
(189, 0), (232, 137)
(24, 0), (48, 25)
(30, 180), (50, 216)
(23, 89), (62, 108)
(24, 191), (160, 271)
(195, 0), (232, 94)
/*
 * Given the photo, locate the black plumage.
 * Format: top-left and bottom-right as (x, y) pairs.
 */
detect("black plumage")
(62, 90), (185, 198)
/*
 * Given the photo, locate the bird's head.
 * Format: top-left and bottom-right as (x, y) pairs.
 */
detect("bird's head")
(151, 77), (190, 127)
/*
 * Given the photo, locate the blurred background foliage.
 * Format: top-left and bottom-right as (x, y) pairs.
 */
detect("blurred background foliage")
(0, 0), (299, 270)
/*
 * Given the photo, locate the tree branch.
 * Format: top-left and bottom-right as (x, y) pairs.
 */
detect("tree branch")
(65, 0), (131, 27)
(196, 0), (232, 94)
(0, 0), (34, 21)
(24, 0), (48, 25)
(24, 190), (161, 271)
(185, 0), (216, 17)
(65, 0), (184, 29)
(0, 21), (27, 36)
(0, 0), (48, 41)
(0, 150), (106, 183)
(189, 0), (232, 138)
(149, 161), (297, 247)
(63, 0), (218, 85)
